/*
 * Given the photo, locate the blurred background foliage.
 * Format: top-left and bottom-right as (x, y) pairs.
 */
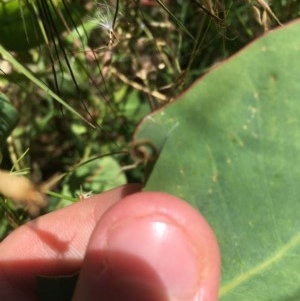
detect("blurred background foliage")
(0, 0), (299, 239)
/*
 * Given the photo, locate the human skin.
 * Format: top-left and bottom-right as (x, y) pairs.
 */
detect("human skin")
(0, 184), (220, 301)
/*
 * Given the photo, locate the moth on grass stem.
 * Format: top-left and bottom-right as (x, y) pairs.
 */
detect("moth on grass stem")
(0, 170), (47, 216)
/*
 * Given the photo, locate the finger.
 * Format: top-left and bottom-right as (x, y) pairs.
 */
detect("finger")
(0, 183), (141, 301)
(73, 192), (220, 301)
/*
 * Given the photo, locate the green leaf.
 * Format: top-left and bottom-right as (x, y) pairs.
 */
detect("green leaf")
(59, 156), (127, 206)
(0, 93), (19, 149)
(134, 20), (300, 300)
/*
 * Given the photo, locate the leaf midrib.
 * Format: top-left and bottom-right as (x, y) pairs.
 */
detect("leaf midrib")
(220, 232), (300, 297)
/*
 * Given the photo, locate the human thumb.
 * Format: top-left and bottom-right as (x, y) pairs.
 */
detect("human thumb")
(72, 192), (220, 301)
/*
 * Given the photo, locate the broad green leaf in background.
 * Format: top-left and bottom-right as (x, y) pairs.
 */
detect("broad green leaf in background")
(58, 156), (126, 207)
(134, 20), (300, 300)
(0, 93), (19, 156)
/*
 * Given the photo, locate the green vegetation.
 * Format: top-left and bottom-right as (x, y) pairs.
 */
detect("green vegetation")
(0, 0), (299, 239)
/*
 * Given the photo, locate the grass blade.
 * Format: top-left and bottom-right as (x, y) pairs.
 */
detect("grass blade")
(155, 0), (196, 41)
(0, 44), (95, 128)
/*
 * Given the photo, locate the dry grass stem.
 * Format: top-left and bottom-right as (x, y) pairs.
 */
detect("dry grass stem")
(110, 66), (168, 102)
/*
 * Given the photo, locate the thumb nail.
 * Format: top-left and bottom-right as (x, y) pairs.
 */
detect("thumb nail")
(73, 192), (220, 301)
